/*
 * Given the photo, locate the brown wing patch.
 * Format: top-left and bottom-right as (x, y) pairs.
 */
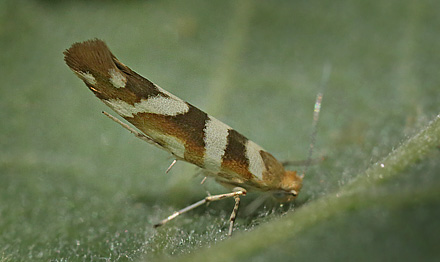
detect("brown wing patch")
(260, 150), (285, 185)
(126, 104), (208, 167)
(221, 130), (253, 179)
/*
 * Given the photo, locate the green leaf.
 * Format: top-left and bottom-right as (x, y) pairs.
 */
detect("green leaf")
(1, 0), (439, 261)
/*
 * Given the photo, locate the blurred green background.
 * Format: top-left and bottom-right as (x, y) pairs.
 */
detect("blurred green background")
(1, 0), (439, 261)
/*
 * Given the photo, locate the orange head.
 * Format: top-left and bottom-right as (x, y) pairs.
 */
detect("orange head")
(272, 170), (303, 202)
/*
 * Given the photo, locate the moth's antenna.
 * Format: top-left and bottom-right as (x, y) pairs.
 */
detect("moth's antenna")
(301, 64), (331, 178)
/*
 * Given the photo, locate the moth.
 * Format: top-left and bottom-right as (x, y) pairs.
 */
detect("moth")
(64, 39), (323, 236)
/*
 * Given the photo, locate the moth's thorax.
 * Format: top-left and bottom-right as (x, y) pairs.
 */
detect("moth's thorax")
(214, 151), (303, 202)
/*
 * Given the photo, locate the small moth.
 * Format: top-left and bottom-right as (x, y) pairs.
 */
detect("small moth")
(64, 39), (323, 236)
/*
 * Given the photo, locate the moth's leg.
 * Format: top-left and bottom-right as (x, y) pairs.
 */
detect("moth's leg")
(154, 188), (247, 229)
(102, 111), (160, 147)
(165, 159), (178, 173)
(228, 194), (242, 236)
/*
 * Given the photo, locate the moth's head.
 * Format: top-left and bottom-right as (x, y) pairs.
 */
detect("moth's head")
(272, 170), (303, 202)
